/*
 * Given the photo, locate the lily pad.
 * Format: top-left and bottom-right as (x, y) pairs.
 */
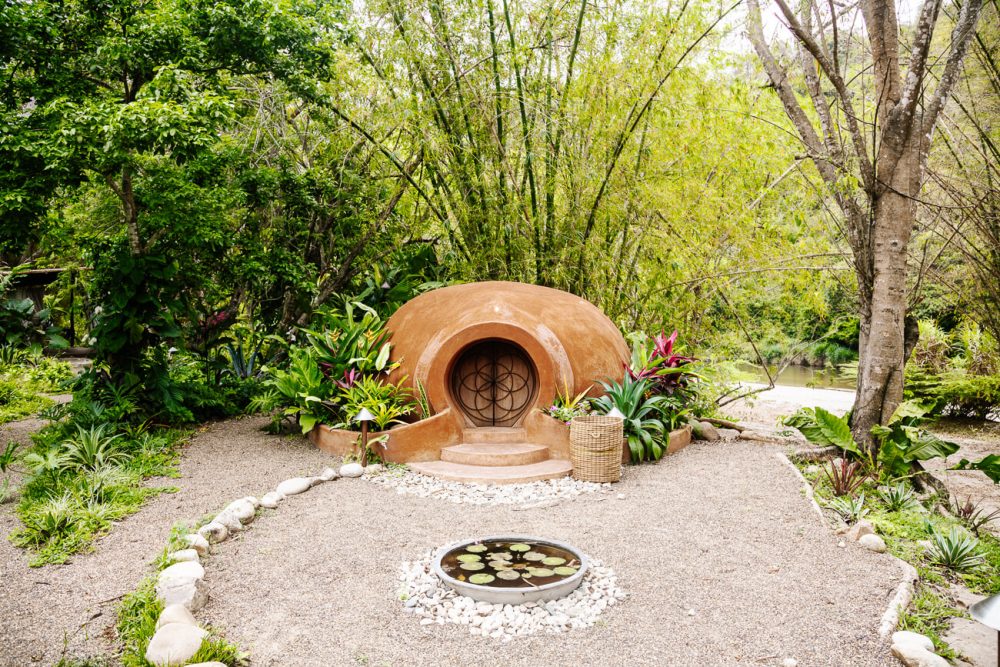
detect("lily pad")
(542, 557), (566, 566)
(508, 543), (530, 552)
(496, 570), (520, 581)
(523, 551), (546, 562)
(488, 552), (512, 560)
(456, 554), (482, 563)
(488, 560), (511, 569)
(460, 562), (486, 571)
(553, 566), (578, 576)
(527, 567), (554, 577)
(469, 573), (495, 585)
(466, 544), (488, 553)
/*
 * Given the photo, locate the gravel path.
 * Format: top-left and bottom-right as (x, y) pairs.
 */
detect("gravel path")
(0, 416), (332, 666)
(201, 441), (900, 667)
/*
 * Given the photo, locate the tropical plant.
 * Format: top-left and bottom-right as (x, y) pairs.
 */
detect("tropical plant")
(925, 526), (986, 572)
(784, 401), (1000, 483)
(949, 497), (1000, 536)
(266, 347), (333, 434)
(545, 379), (593, 424)
(61, 425), (126, 471)
(823, 458), (867, 497)
(592, 375), (668, 463)
(878, 483), (921, 513)
(335, 375), (415, 430)
(827, 493), (869, 523)
(625, 330), (697, 398)
(224, 340), (263, 380)
(304, 302), (396, 380)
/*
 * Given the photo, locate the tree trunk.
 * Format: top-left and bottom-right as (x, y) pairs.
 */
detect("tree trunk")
(851, 141), (922, 447)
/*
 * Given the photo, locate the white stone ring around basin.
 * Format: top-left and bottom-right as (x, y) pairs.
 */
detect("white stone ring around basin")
(433, 535), (590, 605)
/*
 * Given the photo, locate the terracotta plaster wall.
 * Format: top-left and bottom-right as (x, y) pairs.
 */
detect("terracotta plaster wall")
(386, 281), (628, 427)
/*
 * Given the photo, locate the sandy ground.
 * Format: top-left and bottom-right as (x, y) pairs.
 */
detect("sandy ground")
(0, 412), (905, 666)
(0, 416), (333, 666)
(199, 441), (900, 667)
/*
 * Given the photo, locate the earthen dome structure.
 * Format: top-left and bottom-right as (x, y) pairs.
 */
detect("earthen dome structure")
(310, 281), (629, 483)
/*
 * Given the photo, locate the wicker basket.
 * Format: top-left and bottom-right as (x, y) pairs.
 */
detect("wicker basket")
(569, 415), (624, 483)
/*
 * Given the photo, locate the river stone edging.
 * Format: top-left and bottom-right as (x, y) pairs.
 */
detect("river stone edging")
(142, 462), (354, 667)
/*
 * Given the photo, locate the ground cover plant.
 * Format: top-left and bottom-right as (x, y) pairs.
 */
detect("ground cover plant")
(8, 392), (188, 566)
(0, 345), (72, 424)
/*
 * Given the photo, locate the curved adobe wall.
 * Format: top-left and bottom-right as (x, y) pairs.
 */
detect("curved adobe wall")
(386, 281), (628, 428)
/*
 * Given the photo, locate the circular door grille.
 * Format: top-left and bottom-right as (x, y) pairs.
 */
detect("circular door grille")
(451, 341), (537, 427)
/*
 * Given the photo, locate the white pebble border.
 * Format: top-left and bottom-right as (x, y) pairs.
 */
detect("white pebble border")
(143, 463), (362, 667)
(397, 551), (625, 641)
(365, 465), (611, 505)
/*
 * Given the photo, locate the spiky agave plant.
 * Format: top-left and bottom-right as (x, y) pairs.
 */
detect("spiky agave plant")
(826, 493), (869, 523)
(878, 483), (921, 512)
(925, 526), (985, 572)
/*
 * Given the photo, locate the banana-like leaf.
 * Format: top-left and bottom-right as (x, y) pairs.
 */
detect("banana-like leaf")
(814, 407), (861, 455)
(898, 426), (959, 461)
(889, 400), (933, 425)
(953, 454), (1000, 484)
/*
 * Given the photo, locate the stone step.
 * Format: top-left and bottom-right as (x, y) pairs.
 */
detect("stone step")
(461, 427), (528, 444)
(409, 459), (572, 485)
(441, 442), (550, 467)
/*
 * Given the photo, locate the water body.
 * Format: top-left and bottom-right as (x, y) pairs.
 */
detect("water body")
(737, 362), (855, 391)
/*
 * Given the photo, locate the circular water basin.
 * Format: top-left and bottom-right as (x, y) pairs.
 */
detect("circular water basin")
(433, 535), (589, 604)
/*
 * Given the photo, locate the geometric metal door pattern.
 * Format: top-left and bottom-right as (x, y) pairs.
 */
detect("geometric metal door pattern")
(450, 340), (537, 427)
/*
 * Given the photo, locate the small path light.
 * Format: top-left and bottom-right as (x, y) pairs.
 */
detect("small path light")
(970, 593), (1000, 667)
(355, 407), (375, 467)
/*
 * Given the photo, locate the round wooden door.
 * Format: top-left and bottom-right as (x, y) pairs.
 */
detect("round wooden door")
(451, 341), (537, 427)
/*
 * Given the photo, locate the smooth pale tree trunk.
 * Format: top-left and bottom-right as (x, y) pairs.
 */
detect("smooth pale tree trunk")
(853, 140), (923, 446)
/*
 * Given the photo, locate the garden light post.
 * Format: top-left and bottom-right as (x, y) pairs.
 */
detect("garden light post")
(970, 594), (1000, 667)
(355, 407), (375, 467)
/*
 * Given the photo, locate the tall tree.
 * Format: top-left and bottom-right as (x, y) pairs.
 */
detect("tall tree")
(746, 0), (985, 444)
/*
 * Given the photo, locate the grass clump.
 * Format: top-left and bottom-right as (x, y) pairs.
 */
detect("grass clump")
(898, 587), (963, 661)
(8, 400), (188, 566)
(118, 524), (246, 667)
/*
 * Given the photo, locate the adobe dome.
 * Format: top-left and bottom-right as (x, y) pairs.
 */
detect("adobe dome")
(387, 281), (628, 427)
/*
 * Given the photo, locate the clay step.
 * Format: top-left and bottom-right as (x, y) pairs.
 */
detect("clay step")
(409, 459), (572, 484)
(441, 442), (549, 467)
(461, 427), (528, 444)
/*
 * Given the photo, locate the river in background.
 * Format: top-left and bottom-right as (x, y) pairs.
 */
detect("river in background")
(737, 362), (856, 391)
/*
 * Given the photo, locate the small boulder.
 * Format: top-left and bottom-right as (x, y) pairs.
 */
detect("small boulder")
(319, 467), (339, 481)
(158, 561), (205, 586)
(156, 604), (199, 629)
(259, 492), (282, 509)
(197, 522), (228, 544)
(276, 477), (312, 496)
(223, 498), (256, 523)
(340, 462), (364, 478)
(156, 578), (208, 611)
(213, 510), (243, 533)
(890, 642), (948, 667)
(365, 463), (383, 473)
(184, 533), (209, 555)
(169, 549), (199, 564)
(144, 622), (207, 666)
(717, 428), (740, 440)
(892, 631), (934, 653)
(242, 495), (260, 508)
(859, 533), (887, 553)
(692, 421), (720, 441)
(847, 519), (875, 542)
